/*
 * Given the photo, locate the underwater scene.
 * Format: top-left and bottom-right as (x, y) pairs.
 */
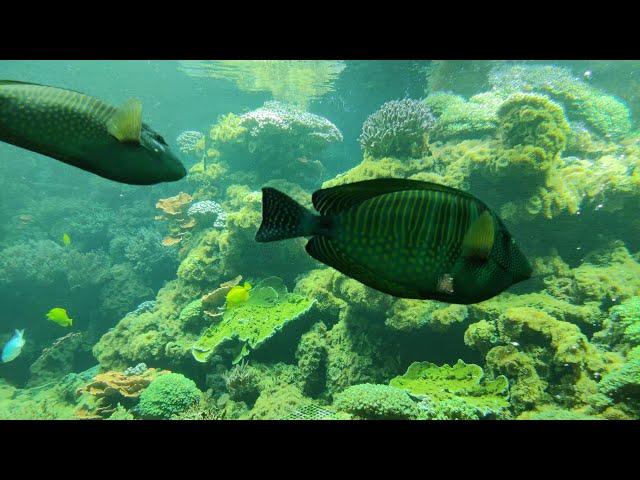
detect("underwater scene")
(0, 60), (639, 420)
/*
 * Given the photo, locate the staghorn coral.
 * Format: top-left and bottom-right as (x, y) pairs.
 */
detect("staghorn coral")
(222, 360), (261, 404)
(359, 99), (435, 158)
(187, 200), (227, 229)
(176, 130), (205, 156)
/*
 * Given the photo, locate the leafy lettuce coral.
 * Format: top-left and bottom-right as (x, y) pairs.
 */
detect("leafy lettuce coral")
(191, 277), (316, 364)
(389, 360), (510, 419)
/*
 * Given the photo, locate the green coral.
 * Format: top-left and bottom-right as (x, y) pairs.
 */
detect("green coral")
(93, 281), (198, 371)
(385, 299), (468, 333)
(464, 320), (499, 355)
(247, 384), (314, 420)
(598, 360), (640, 402)
(334, 383), (419, 420)
(517, 405), (601, 420)
(572, 243), (640, 304)
(137, 372), (201, 419)
(430, 93), (499, 141)
(485, 345), (547, 414)
(389, 360), (510, 419)
(106, 404), (135, 420)
(191, 277), (315, 363)
(209, 113), (247, 144)
(497, 93), (570, 160)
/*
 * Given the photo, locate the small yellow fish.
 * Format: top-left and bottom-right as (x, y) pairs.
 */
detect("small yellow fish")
(225, 282), (252, 309)
(46, 307), (73, 327)
(62, 233), (71, 246)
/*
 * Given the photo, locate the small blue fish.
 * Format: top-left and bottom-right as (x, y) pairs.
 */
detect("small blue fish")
(2, 329), (25, 363)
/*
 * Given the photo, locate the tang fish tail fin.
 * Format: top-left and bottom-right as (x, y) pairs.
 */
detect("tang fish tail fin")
(16, 329), (24, 338)
(256, 188), (322, 242)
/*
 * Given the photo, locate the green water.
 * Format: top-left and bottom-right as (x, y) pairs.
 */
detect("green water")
(0, 60), (638, 420)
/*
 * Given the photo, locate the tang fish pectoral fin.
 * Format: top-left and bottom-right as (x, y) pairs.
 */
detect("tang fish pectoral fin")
(107, 98), (142, 143)
(461, 210), (495, 260)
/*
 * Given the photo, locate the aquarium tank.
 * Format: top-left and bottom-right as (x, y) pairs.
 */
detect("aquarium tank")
(0, 59), (638, 420)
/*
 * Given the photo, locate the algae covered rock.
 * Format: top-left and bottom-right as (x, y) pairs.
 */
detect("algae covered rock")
(191, 277), (316, 364)
(334, 383), (419, 420)
(389, 360), (510, 419)
(137, 372), (201, 419)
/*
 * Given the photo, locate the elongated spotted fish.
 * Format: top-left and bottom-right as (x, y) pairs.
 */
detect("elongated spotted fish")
(0, 80), (186, 185)
(256, 178), (532, 304)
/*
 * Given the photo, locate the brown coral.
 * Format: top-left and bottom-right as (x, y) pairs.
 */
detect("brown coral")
(202, 275), (243, 318)
(155, 192), (193, 216)
(77, 368), (168, 418)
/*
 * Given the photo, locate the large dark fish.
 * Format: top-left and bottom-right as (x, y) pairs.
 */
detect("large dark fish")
(256, 178), (532, 304)
(0, 80), (186, 185)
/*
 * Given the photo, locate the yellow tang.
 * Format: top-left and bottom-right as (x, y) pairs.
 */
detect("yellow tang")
(225, 282), (252, 309)
(46, 307), (73, 327)
(62, 233), (71, 246)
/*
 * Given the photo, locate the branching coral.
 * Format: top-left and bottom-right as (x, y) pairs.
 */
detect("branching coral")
(222, 360), (261, 404)
(137, 372), (202, 419)
(359, 99), (435, 158)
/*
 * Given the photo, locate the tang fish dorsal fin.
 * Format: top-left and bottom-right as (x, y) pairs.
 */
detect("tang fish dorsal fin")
(107, 98), (142, 143)
(462, 210), (495, 260)
(312, 178), (475, 215)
